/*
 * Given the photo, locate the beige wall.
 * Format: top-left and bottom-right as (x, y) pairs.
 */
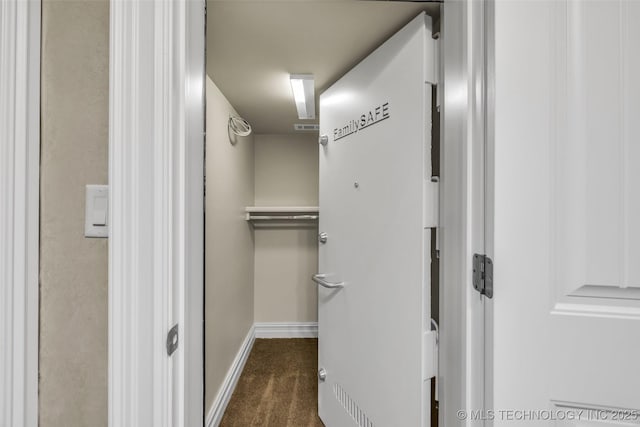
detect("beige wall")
(205, 77), (256, 410)
(253, 134), (319, 322)
(254, 134), (320, 206)
(39, 1), (109, 426)
(254, 228), (319, 322)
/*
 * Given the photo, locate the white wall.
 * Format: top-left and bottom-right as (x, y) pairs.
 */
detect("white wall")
(253, 134), (319, 322)
(204, 77), (255, 410)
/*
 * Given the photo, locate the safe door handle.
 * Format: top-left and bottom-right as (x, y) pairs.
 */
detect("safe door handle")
(312, 274), (345, 289)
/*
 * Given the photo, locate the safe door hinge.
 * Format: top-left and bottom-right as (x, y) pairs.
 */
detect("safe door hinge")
(473, 254), (493, 298)
(424, 177), (440, 228)
(423, 326), (438, 381)
(166, 323), (179, 356)
(434, 38), (441, 109)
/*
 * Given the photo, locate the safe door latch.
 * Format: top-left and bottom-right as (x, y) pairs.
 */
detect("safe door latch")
(473, 254), (493, 298)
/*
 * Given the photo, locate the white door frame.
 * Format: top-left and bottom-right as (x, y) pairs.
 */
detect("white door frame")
(108, 0), (204, 426)
(440, 0), (488, 425)
(0, 0), (41, 426)
(109, 0), (488, 425)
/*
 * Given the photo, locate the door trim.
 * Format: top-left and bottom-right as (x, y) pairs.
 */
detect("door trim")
(441, 0), (488, 424)
(0, 1), (40, 425)
(483, 0), (496, 421)
(108, 0), (205, 426)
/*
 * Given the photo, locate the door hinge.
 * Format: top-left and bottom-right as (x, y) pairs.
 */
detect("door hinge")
(166, 323), (179, 356)
(473, 254), (493, 298)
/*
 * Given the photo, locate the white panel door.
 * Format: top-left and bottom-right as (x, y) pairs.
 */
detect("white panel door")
(490, 0), (640, 424)
(317, 13), (436, 427)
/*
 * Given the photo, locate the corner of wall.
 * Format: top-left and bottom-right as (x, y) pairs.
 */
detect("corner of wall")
(204, 75), (256, 412)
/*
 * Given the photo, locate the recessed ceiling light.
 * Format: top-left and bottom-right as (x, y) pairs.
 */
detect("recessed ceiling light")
(289, 74), (315, 120)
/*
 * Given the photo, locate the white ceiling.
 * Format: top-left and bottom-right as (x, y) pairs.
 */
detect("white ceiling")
(206, 1), (440, 134)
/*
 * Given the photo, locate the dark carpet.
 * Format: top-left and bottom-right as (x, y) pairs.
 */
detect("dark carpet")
(220, 338), (325, 427)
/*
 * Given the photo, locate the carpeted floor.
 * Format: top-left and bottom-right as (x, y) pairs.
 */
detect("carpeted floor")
(220, 338), (325, 427)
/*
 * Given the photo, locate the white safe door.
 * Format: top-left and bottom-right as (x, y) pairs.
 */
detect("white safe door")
(490, 0), (640, 424)
(317, 13), (436, 427)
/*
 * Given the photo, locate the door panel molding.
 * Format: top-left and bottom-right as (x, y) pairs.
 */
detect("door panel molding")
(552, 303), (640, 321)
(490, 0), (640, 419)
(551, 0), (640, 303)
(0, 1), (40, 425)
(569, 285), (640, 301)
(109, 1), (204, 426)
(552, 400), (640, 426)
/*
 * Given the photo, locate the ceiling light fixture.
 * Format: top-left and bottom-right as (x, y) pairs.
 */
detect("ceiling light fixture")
(289, 74), (315, 120)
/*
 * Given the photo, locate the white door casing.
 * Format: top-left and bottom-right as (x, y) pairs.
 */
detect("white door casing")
(488, 0), (640, 424)
(109, 0), (204, 426)
(440, 0), (489, 424)
(318, 13), (436, 427)
(0, 0), (40, 426)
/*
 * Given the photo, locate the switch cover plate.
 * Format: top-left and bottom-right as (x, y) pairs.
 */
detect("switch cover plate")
(85, 185), (108, 238)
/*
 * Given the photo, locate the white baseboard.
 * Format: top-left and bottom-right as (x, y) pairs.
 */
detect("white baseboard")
(205, 325), (255, 427)
(254, 322), (318, 338)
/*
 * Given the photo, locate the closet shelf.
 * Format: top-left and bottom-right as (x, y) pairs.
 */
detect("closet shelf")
(245, 206), (319, 226)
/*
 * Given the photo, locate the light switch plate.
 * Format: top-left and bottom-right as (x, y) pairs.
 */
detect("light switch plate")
(85, 185), (108, 238)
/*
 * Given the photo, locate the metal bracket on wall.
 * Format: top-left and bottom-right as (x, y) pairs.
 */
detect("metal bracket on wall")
(472, 254), (493, 298)
(166, 324), (179, 356)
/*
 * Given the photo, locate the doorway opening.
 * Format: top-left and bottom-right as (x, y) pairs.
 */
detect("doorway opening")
(204, 2), (441, 426)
